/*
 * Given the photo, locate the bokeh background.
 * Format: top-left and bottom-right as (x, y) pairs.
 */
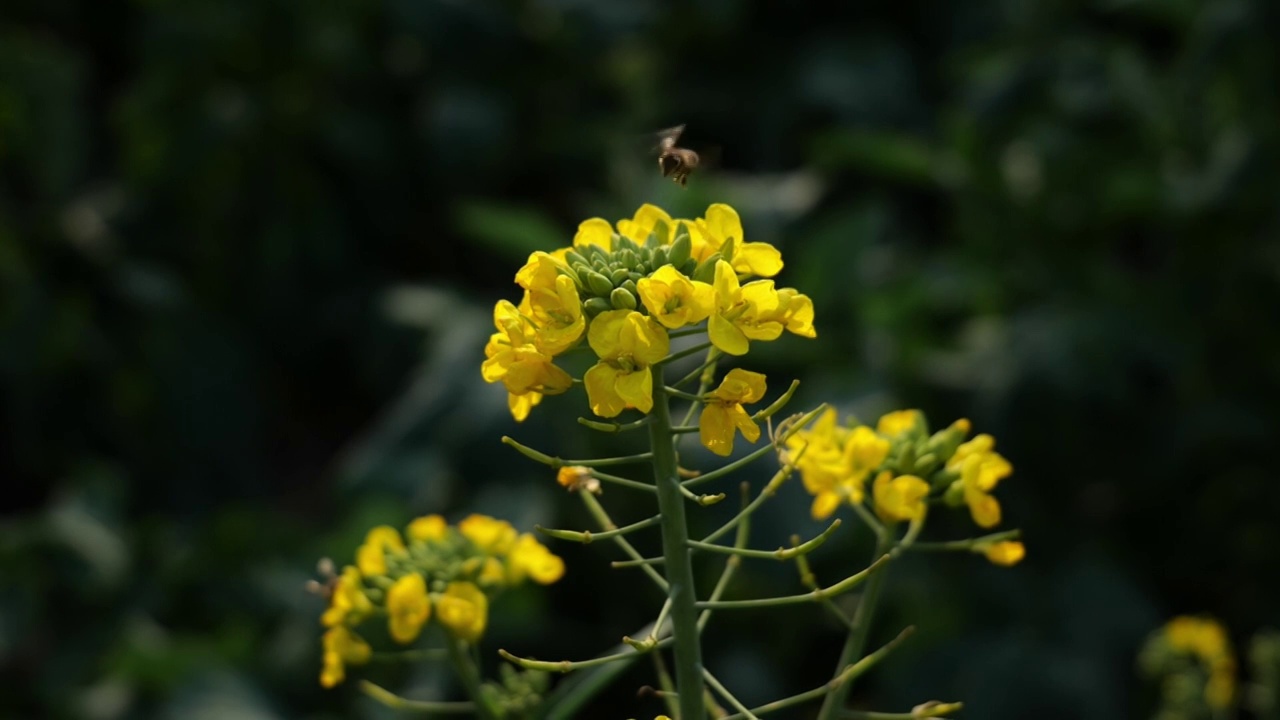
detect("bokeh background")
(4, 1), (1279, 718)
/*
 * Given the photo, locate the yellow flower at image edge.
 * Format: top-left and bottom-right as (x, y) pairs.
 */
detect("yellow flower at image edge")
(320, 626), (371, 688)
(583, 310), (670, 418)
(983, 541), (1026, 567)
(437, 582), (489, 643)
(872, 471), (929, 523)
(387, 572), (432, 644)
(699, 368), (767, 456)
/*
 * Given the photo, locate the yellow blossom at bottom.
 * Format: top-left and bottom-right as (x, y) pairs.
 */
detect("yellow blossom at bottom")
(319, 626), (371, 688)
(436, 581), (489, 643)
(982, 541), (1026, 567)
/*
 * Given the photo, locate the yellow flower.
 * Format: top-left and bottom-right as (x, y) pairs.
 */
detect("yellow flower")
(1163, 616), (1236, 708)
(872, 471), (929, 522)
(319, 626), (371, 688)
(521, 274), (586, 355)
(356, 526), (406, 577)
(707, 260), (783, 355)
(482, 301), (574, 402)
(479, 556), (507, 586)
(386, 573), (431, 644)
(773, 288), (817, 338)
(636, 264), (714, 329)
(583, 310), (669, 417)
(514, 250), (567, 295)
(459, 514), (518, 555)
(696, 203), (783, 277)
(982, 541), (1026, 566)
(616, 203), (675, 245)
(787, 410), (891, 520)
(508, 391), (541, 422)
(407, 514), (448, 543)
(947, 435), (1012, 528)
(1206, 670), (1235, 708)
(556, 465), (599, 493)
(321, 566), (372, 627)
(507, 533), (566, 585)
(573, 217), (615, 251)
(699, 369), (767, 456)
(436, 581), (489, 643)
(876, 409), (923, 438)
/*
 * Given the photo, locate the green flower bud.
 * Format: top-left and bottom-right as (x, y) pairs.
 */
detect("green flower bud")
(609, 267), (630, 286)
(720, 235), (738, 262)
(693, 252), (723, 283)
(576, 267), (593, 287)
(617, 249), (638, 269)
(680, 258), (698, 276)
(913, 452), (940, 477)
(931, 467), (960, 491)
(586, 270), (615, 297)
(652, 219), (671, 245)
(620, 279), (638, 296)
(942, 478), (965, 505)
(591, 256), (609, 273)
(627, 271), (645, 283)
(565, 250), (589, 269)
(651, 246), (669, 269)
(610, 287), (638, 310)
(615, 235), (638, 254)
(668, 233), (692, 267)
(583, 297), (613, 317)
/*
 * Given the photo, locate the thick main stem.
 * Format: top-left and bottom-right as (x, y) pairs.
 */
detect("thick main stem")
(447, 638), (500, 720)
(816, 536), (893, 720)
(649, 367), (707, 720)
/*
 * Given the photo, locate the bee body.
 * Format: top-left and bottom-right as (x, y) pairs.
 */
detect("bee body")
(654, 124), (701, 187)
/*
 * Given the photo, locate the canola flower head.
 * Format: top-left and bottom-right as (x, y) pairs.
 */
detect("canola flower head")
(481, 202), (815, 421)
(1144, 615), (1237, 710)
(315, 514), (565, 687)
(698, 368), (767, 456)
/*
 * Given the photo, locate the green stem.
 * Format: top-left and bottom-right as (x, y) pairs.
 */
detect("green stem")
(359, 680), (476, 714)
(446, 637), (500, 720)
(816, 536), (894, 720)
(649, 367), (707, 720)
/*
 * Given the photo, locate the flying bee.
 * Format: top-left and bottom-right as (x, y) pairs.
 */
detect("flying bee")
(305, 557), (339, 599)
(653, 124), (701, 187)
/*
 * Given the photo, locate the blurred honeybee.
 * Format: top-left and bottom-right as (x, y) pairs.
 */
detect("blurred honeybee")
(654, 124), (701, 187)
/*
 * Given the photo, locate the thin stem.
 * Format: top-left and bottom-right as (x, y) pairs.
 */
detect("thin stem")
(502, 436), (653, 468)
(704, 669), (759, 720)
(700, 458), (798, 545)
(750, 379), (800, 422)
(718, 626), (915, 720)
(842, 707), (963, 720)
(673, 350), (721, 388)
(579, 491), (669, 592)
(687, 519), (841, 561)
(670, 425), (702, 434)
(652, 652), (681, 719)
(578, 416), (651, 433)
(696, 483), (752, 633)
(696, 554), (890, 610)
(815, 535), (894, 720)
(908, 529), (1021, 552)
(664, 386), (705, 402)
(649, 367), (707, 720)
(536, 513), (661, 543)
(792, 537), (855, 630)
(499, 643), (665, 673)
(587, 468), (657, 493)
(446, 638), (500, 720)
(659, 340), (715, 366)
(359, 681), (476, 714)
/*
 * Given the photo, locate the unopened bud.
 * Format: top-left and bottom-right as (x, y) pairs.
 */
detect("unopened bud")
(610, 287), (638, 310)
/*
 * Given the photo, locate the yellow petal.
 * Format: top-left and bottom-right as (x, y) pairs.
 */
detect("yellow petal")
(811, 491), (841, 520)
(713, 368), (767, 403)
(617, 203), (674, 244)
(730, 404), (761, 444)
(614, 368), (654, 413)
(436, 581), (489, 643)
(573, 217), (614, 251)
(733, 242), (784, 278)
(584, 363), (627, 418)
(708, 313), (749, 355)
(387, 573), (431, 644)
(508, 391), (541, 421)
(587, 309), (630, 358)
(699, 404), (737, 456)
(876, 409), (922, 437)
(704, 204), (743, 247)
(982, 541), (1025, 566)
(967, 490), (1002, 528)
(407, 514), (448, 542)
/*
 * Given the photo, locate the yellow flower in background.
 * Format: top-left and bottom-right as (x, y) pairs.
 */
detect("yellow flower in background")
(482, 300), (574, 401)
(321, 566), (372, 627)
(583, 310), (670, 417)
(636, 264), (714, 329)
(436, 581), (489, 643)
(844, 426), (891, 481)
(1161, 616), (1237, 709)
(459, 514), (518, 555)
(616, 203), (676, 245)
(319, 626), (371, 688)
(948, 435), (1013, 528)
(508, 391), (542, 422)
(982, 541), (1026, 566)
(697, 203), (783, 277)
(407, 514), (448, 543)
(573, 217), (615, 251)
(556, 465), (596, 492)
(386, 573), (432, 644)
(507, 533), (566, 585)
(872, 471), (929, 522)
(699, 368), (767, 456)
(877, 409), (923, 438)
(356, 526), (406, 577)
(787, 411), (891, 520)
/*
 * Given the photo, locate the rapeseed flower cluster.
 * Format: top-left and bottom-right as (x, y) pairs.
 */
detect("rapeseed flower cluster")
(482, 203), (815, 456)
(784, 408), (1024, 566)
(316, 514), (564, 688)
(1142, 615), (1237, 710)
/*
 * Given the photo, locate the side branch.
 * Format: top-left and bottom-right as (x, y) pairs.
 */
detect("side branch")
(695, 554), (891, 610)
(537, 514), (661, 544)
(687, 519), (841, 561)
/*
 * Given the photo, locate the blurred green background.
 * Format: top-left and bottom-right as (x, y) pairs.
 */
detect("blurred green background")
(3, 0), (1279, 718)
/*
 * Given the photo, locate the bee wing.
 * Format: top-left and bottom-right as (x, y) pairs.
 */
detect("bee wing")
(650, 123), (686, 153)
